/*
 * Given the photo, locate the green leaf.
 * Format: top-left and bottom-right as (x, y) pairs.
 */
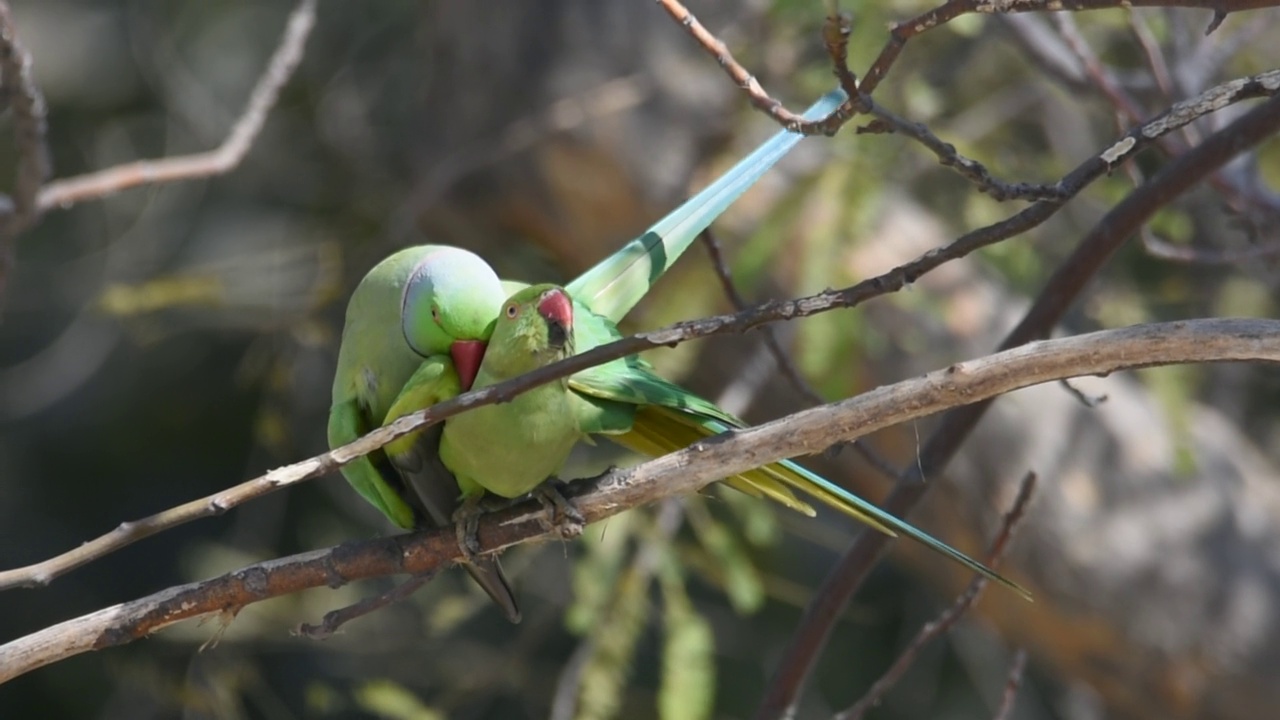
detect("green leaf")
(658, 559), (715, 720)
(576, 565), (651, 720)
(688, 497), (765, 615)
(567, 512), (640, 634)
(353, 680), (445, 720)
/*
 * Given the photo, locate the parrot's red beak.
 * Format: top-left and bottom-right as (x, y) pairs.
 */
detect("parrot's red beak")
(537, 289), (573, 349)
(450, 340), (487, 391)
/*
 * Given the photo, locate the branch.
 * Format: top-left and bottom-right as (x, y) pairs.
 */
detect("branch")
(754, 74), (1280, 720)
(837, 472), (1036, 720)
(701, 228), (900, 477)
(992, 649), (1030, 720)
(32, 0), (316, 213)
(700, 229), (824, 407)
(657, 0), (1280, 137)
(294, 571), (439, 640)
(1, 318), (1278, 683)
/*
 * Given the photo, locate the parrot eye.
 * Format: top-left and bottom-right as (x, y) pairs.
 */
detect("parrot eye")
(430, 305), (441, 324)
(505, 304), (518, 318)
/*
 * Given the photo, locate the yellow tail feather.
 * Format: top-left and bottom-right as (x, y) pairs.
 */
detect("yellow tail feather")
(610, 406), (898, 539)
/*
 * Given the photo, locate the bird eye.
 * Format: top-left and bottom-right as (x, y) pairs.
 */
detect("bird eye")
(430, 305), (441, 323)
(505, 304), (517, 318)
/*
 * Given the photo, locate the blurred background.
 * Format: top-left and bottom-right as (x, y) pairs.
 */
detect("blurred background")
(2, 1), (1280, 718)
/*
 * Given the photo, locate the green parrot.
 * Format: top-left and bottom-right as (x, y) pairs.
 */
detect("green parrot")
(388, 89), (1024, 595)
(331, 91), (847, 622)
(328, 245), (521, 623)
(438, 283), (1027, 597)
(439, 285), (581, 502)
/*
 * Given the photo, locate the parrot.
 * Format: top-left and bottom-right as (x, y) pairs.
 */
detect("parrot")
(438, 285), (582, 503)
(329, 91), (848, 621)
(389, 88), (1026, 596)
(437, 283), (1028, 597)
(327, 245), (521, 623)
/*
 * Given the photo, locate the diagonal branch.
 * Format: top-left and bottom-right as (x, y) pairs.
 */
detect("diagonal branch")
(658, 0), (1280, 137)
(753, 74), (1280, 720)
(33, 0), (316, 213)
(1, 317), (1279, 684)
(838, 471), (1036, 720)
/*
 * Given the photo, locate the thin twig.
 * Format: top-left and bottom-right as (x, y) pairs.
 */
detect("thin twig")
(822, 13), (1064, 202)
(1128, 10), (1175, 102)
(700, 228), (902, 480)
(992, 649), (1029, 720)
(836, 471), (1036, 720)
(34, 0), (316, 212)
(700, 229), (825, 406)
(1142, 230), (1280, 264)
(294, 570), (439, 640)
(754, 91), (1280, 720)
(4, 318), (1280, 683)
(1053, 13), (1280, 227)
(1057, 378), (1108, 407)
(0, 0), (49, 308)
(663, 0), (1278, 205)
(652, 0), (853, 134)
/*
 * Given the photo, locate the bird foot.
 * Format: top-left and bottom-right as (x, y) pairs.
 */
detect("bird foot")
(452, 496), (485, 564)
(534, 479), (585, 540)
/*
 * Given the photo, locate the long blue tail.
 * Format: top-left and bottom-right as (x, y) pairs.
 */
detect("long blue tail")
(568, 89), (847, 322)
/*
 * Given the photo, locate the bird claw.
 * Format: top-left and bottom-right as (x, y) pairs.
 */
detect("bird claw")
(534, 479), (584, 540)
(452, 496), (484, 564)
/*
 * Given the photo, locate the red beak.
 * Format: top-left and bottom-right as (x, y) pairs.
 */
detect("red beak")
(450, 340), (487, 391)
(537, 289), (573, 328)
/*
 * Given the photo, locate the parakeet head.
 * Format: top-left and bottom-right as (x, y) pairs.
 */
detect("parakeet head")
(484, 284), (575, 378)
(401, 246), (505, 389)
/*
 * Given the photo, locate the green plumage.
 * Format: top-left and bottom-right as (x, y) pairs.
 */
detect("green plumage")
(339, 88), (1028, 601)
(444, 284), (1026, 597)
(440, 285), (582, 499)
(328, 245), (521, 622)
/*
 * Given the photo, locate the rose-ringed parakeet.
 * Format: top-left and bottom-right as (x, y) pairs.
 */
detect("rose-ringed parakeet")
(332, 92), (844, 622)
(328, 245), (521, 622)
(438, 285), (581, 503)
(438, 284), (1028, 597)
(389, 89), (1024, 594)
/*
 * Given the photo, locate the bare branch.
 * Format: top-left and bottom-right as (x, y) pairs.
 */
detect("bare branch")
(1142, 229), (1280, 264)
(992, 649), (1030, 720)
(700, 230), (824, 407)
(33, 0), (316, 213)
(701, 228), (901, 478)
(2, 318), (1279, 684)
(294, 571), (439, 640)
(659, 0), (1279, 138)
(755, 90), (1280, 720)
(837, 471), (1036, 720)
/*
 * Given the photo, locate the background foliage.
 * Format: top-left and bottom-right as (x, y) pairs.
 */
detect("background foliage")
(2, 1), (1279, 719)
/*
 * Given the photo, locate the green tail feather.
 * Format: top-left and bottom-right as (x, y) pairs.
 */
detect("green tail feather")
(703, 417), (1032, 600)
(567, 89), (847, 322)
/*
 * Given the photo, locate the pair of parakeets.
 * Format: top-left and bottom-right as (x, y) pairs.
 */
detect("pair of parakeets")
(329, 91), (1025, 623)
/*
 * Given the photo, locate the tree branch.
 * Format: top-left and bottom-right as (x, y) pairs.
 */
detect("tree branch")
(2, 318), (1279, 684)
(657, 0), (1279, 137)
(32, 0), (316, 213)
(838, 472), (1036, 720)
(754, 73), (1280, 720)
